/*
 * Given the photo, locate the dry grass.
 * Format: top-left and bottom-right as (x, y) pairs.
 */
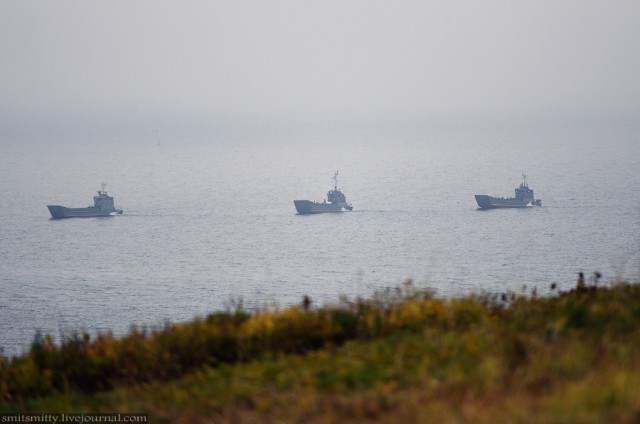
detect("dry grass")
(2, 278), (640, 423)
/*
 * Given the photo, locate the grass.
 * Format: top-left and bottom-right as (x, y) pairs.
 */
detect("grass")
(2, 277), (640, 423)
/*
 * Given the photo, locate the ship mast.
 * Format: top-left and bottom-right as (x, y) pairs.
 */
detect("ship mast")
(333, 171), (338, 191)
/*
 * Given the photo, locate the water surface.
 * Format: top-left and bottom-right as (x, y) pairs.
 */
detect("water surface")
(1, 120), (639, 355)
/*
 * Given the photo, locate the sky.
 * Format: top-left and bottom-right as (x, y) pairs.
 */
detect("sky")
(1, 0), (639, 134)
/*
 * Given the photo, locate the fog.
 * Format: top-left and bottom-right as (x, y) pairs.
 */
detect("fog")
(1, 0), (639, 135)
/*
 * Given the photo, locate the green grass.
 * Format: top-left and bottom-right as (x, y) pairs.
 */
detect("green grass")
(3, 278), (640, 423)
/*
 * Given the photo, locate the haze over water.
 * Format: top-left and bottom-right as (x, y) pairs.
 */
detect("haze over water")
(1, 119), (639, 355)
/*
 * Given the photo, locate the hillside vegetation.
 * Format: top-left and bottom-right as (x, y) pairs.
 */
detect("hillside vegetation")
(2, 277), (640, 423)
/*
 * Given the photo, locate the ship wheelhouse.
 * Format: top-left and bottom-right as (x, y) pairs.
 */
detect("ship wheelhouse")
(326, 171), (349, 206)
(327, 189), (346, 204)
(514, 185), (534, 202)
(514, 174), (535, 203)
(93, 183), (116, 211)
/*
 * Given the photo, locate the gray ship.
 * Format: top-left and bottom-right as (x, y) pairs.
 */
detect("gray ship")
(475, 174), (541, 209)
(48, 183), (123, 218)
(294, 172), (353, 214)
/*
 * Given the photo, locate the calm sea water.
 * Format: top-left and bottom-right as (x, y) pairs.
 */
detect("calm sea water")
(1, 120), (639, 355)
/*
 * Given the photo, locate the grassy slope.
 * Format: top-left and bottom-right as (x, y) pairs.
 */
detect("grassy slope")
(3, 281), (640, 423)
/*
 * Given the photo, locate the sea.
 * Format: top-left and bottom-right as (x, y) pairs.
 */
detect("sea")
(1, 119), (639, 356)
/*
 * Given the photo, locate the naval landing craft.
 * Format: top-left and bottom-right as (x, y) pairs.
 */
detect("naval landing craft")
(47, 183), (123, 219)
(294, 172), (353, 214)
(475, 175), (542, 209)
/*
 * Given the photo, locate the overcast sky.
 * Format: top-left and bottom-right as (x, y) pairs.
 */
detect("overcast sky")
(1, 0), (639, 132)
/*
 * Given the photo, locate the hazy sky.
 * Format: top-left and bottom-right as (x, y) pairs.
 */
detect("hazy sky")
(1, 0), (639, 131)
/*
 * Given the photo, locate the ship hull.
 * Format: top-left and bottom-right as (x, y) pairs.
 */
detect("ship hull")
(475, 195), (539, 209)
(47, 205), (123, 219)
(294, 200), (352, 214)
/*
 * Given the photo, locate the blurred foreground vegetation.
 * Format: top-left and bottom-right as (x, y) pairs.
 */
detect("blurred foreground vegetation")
(2, 277), (640, 423)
